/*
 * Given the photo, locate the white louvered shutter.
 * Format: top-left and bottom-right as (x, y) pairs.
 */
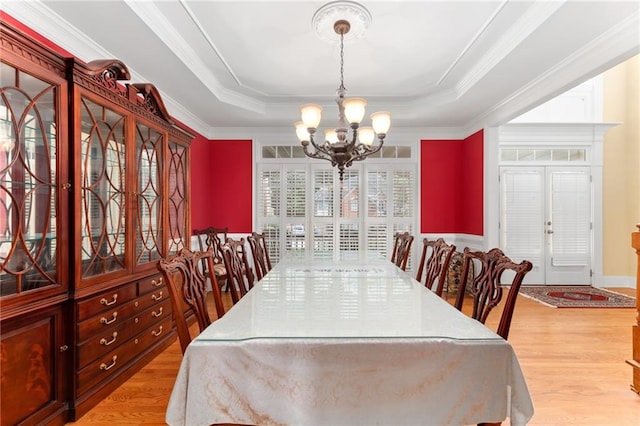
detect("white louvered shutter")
(285, 170), (307, 253)
(257, 168), (282, 262)
(500, 167), (544, 267)
(312, 169), (335, 253)
(549, 169), (590, 266)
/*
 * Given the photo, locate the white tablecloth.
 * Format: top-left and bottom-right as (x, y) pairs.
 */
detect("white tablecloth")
(166, 255), (533, 426)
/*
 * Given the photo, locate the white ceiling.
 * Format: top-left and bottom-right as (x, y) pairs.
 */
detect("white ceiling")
(4, 0), (639, 138)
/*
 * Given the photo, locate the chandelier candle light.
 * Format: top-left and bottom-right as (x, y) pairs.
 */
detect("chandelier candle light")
(295, 2), (391, 181)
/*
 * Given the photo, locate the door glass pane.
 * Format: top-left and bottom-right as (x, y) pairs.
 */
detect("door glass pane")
(500, 168), (543, 266)
(80, 97), (126, 277)
(550, 171), (590, 266)
(167, 141), (187, 254)
(0, 65), (58, 294)
(135, 123), (163, 263)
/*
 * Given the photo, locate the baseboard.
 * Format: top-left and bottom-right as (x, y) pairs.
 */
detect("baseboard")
(601, 275), (636, 289)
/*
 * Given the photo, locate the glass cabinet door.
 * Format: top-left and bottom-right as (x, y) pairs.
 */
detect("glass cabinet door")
(79, 96), (126, 279)
(0, 62), (60, 295)
(135, 122), (163, 266)
(167, 141), (187, 254)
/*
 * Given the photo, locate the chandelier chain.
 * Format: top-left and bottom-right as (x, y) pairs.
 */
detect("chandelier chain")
(339, 31), (345, 91)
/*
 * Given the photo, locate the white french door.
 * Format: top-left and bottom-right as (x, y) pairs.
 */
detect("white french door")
(500, 166), (592, 285)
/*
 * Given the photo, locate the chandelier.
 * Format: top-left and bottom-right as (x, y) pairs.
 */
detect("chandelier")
(295, 1), (391, 181)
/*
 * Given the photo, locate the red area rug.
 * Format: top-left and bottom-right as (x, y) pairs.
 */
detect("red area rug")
(519, 286), (636, 308)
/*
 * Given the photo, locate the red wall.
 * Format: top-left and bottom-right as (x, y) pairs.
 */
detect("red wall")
(420, 130), (483, 235)
(420, 139), (463, 233)
(460, 130), (484, 235)
(189, 135), (211, 231)
(190, 139), (253, 233)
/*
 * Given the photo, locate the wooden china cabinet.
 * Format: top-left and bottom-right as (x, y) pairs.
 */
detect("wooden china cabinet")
(0, 19), (192, 424)
(0, 20), (71, 426)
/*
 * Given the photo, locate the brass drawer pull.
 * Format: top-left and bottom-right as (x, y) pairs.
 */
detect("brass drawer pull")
(100, 355), (117, 371)
(151, 277), (163, 287)
(151, 326), (163, 337)
(100, 332), (118, 346)
(152, 307), (163, 318)
(100, 294), (118, 306)
(151, 291), (163, 301)
(100, 312), (118, 325)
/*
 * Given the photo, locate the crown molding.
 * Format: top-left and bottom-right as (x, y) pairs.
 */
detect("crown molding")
(454, 0), (565, 99)
(464, 9), (640, 133)
(124, 0), (267, 114)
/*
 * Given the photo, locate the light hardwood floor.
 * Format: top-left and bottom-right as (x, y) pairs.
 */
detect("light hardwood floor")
(68, 288), (640, 426)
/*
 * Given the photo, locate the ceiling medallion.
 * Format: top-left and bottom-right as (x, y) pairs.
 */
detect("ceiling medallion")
(312, 1), (372, 43)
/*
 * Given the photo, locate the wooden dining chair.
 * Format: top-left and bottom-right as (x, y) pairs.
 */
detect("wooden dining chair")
(228, 237), (255, 291)
(157, 248), (225, 354)
(221, 238), (254, 304)
(247, 231), (273, 281)
(193, 227), (228, 290)
(415, 238), (456, 297)
(391, 231), (414, 271)
(454, 247), (533, 340)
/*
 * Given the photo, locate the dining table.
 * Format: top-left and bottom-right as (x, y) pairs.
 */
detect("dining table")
(165, 250), (534, 426)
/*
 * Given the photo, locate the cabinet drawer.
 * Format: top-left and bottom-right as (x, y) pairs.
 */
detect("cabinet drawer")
(77, 298), (172, 368)
(77, 316), (172, 396)
(136, 287), (168, 312)
(77, 297), (140, 342)
(76, 285), (137, 322)
(137, 297), (172, 329)
(138, 274), (165, 295)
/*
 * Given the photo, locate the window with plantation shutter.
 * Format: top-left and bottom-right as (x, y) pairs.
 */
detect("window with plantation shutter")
(367, 171), (387, 217)
(366, 224), (388, 258)
(286, 170), (306, 217)
(393, 170), (413, 218)
(312, 170), (335, 254)
(340, 170), (359, 218)
(259, 170), (280, 218)
(313, 170), (333, 217)
(313, 223), (334, 252)
(256, 147), (417, 268)
(257, 168), (282, 262)
(285, 170), (307, 254)
(339, 224), (359, 252)
(338, 170), (360, 254)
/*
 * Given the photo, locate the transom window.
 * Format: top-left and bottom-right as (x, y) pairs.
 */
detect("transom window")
(500, 148), (587, 162)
